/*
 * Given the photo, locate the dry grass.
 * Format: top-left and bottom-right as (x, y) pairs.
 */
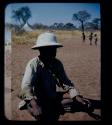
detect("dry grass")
(12, 30), (100, 45)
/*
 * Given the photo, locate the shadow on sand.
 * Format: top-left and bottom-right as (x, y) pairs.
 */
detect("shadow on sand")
(61, 97), (101, 120)
(19, 92), (101, 121)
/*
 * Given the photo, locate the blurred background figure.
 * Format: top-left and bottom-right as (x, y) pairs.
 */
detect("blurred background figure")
(89, 32), (93, 45)
(82, 32), (86, 43)
(94, 34), (98, 46)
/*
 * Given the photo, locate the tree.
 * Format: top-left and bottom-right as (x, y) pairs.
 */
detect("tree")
(72, 10), (91, 33)
(32, 23), (48, 30)
(85, 18), (101, 31)
(64, 23), (75, 30)
(12, 6), (32, 26)
(20, 6), (32, 25)
(57, 23), (64, 30)
(92, 18), (100, 30)
(85, 22), (95, 30)
(12, 10), (23, 26)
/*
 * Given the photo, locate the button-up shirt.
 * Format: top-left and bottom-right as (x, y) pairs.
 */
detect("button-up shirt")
(20, 57), (79, 102)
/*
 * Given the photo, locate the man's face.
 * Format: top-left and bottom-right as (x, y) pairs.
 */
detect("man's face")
(39, 46), (57, 60)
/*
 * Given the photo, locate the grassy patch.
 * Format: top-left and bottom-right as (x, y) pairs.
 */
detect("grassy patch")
(12, 29), (100, 45)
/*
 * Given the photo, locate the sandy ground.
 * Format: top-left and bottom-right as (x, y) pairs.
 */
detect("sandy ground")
(5, 33), (101, 121)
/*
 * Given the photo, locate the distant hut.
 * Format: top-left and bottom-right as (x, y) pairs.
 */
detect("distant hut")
(21, 22), (33, 32)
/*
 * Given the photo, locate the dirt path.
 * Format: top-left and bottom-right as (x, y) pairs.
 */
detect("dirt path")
(5, 34), (101, 121)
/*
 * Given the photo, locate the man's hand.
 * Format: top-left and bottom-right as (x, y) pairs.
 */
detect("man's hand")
(73, 95), (92, 110)
(28, 99), (42, 119)
(75, 95), (87, 105)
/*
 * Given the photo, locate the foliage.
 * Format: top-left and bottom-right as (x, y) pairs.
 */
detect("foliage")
(12, 6), (32, 26)
(72, 10), (91, 22)
(92, 18), (101, 30)
(72, 10), (91, 33)
(85, 18), (101, 30)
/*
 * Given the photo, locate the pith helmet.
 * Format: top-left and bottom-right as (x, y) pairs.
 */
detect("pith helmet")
(31, 32), (63, 49)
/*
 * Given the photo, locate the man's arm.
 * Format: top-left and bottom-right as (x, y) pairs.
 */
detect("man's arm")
(21, 60), (35, 100)
(56, 60), (80, 98)
(20, 59), (42, 118)
(56, 60), (91, 107)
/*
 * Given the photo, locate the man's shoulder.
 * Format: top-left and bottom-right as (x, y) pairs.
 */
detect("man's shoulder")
(54, 58), (63, 66)
(26, 57), (41, 71)
(28, 57), (39, 63)
(27, 57), (39, 66)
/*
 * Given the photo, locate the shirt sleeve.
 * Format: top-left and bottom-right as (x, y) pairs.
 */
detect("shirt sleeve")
(20, 60), (36, 101)
(57, 60), (80, 98)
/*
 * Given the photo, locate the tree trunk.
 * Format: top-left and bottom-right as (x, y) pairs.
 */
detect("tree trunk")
(18, 19), (22, 28)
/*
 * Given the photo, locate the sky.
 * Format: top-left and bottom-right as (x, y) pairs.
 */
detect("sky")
(5, 3), (100, 27)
